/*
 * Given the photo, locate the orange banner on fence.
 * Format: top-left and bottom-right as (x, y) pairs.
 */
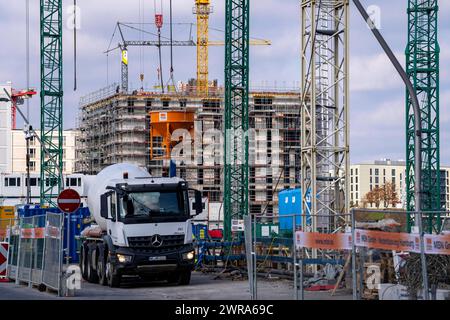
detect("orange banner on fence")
(354, 229), (421, 252)
(295, 232), (352, 250)
(20, 228), (45, 239)
(424, 234), (450, 255)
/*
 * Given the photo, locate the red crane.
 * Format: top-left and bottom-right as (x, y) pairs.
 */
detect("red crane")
(11, 89), (37, 129)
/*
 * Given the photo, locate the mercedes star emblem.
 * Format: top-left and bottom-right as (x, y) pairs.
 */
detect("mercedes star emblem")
(151, 234), (163, 248)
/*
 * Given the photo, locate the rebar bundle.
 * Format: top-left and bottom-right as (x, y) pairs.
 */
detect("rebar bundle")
(399, 253), (450, 298)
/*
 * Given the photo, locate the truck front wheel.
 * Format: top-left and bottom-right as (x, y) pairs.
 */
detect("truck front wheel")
(179, 270), (191, 285)
(168, 270), (191, 286)
(106, 254), (121, 288)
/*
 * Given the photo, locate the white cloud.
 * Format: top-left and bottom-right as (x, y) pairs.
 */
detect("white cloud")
(350, 52), (404, 92)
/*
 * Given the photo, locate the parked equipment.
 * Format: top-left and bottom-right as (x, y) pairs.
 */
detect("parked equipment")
(78, 163), (203, 287)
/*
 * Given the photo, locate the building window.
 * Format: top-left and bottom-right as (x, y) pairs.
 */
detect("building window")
(26, 178), (38, 187)
(179, 99), (187, 107)
(383, 169), (386, 176)
(356, 177), (358, 184)
(127, 99), (135, 107)
(375, 168), (379, 176)
(356, 193), (358, 199)
(30, 161), (36, 171)
(356, 168), (358, 175)
(392, 177), (396, 185)
(29, 148), (36, 159)
(370, 177), (372, 184)
(146, 99), (152, 107)
(351, 177), (353, 184)
(370, 168), (372, 175)
(128, 107), (134, 114)
(392, 169), (396, 176)
(370, 185), (373, 191)
(351, 169), (353, 175)
(162, 100), (170, 107)
(375, 177), (379, 184)
(356, 185), (359, 192)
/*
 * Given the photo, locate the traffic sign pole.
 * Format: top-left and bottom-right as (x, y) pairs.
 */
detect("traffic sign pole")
(57, 189), (81, 268)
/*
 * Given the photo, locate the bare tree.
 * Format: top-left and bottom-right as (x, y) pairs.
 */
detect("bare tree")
(363, 183), (400, 209)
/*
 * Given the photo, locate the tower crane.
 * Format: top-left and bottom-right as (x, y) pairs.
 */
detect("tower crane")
(406, 0), (441, 233)
(40, 0), (63, 206)
(194, 0), (270, 96)
(194, 0), (213, 96)
(10, 88), (37, 130)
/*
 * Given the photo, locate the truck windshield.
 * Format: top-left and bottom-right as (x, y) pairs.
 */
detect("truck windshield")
(119, 191), (186, 222)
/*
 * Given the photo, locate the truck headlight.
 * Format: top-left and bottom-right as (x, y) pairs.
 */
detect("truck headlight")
(183, 251), (195, 261)
(117, 254), (132, 263)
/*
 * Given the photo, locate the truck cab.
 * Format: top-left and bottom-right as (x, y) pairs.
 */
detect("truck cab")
(80, 176), (203, 287)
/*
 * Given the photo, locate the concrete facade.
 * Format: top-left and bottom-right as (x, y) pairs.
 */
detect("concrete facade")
(10, 129), (79, 175)
(0, 83), (12, 174)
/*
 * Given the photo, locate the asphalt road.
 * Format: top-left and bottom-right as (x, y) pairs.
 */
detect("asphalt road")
(0, 272), (352, 300)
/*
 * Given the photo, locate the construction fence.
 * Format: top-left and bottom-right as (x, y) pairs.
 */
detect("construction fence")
(244, 212), (351, 300)
(244, 209), (450, 300)
(2, 213), (64, 295)
(351, 209), (450, 300)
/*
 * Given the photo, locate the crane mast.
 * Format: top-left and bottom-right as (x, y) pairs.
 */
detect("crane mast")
(40, 0), (63, 206)
(194, 0), (212, 96)
(224, 0), (250, 241)
(406, 0), (441, 233)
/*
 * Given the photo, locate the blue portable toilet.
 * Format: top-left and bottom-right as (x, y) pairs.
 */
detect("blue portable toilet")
(278, 188), (311, 233)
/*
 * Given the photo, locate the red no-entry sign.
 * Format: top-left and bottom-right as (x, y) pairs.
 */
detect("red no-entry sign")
(57, 189), (81, 213)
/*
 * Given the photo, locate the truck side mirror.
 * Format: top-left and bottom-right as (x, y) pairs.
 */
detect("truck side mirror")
(100, 194), (109, 219)
(194, 190), (203, 215)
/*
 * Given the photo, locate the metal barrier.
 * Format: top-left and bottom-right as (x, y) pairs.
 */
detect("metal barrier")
(245, 213), (351, 300)
(42, 213), (64, 292)
(242, 209), (450, 300)
(351, 208), (450, 301)
(5, 213), (64, 296)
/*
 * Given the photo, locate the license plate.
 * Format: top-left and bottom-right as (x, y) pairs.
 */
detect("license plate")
(149, 256), (166, 261)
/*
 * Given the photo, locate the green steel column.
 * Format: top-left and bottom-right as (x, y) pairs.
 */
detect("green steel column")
(40, 0), (63, 206)
(224, 0), (250, 241)
(406, 0), (441, 233)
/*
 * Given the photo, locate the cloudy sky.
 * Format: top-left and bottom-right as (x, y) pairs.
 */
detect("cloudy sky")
(1, 0), (450, 165)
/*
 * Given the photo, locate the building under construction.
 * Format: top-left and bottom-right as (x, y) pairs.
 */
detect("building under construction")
(75, 83), (301, 216)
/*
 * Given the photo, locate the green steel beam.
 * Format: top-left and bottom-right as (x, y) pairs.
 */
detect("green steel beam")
(406, 0), (441, 233)
(224, 0), (250, 241)
(40, 0), (63, 206)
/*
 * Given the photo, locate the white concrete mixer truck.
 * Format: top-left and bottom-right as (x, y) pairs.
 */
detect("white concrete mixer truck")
(78, 163), (203, 287)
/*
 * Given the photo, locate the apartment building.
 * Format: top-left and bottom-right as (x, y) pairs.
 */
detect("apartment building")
(351, 159), (450, 210)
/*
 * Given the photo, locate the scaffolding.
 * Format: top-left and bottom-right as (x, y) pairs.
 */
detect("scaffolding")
(76, 86), (302, 219)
